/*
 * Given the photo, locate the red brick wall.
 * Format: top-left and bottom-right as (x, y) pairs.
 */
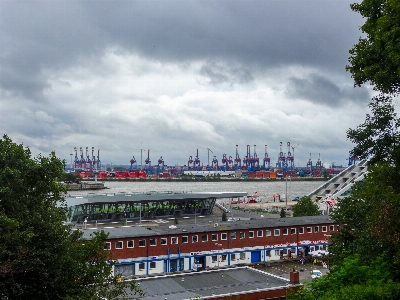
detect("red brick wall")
(106, 223), (335, 259)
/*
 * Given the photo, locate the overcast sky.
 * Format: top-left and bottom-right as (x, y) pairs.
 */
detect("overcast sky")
(1, 0), (374, 169)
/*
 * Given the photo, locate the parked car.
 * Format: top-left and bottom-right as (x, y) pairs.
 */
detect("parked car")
(311, 270), (322, 279)
(227, 217), (236, 222)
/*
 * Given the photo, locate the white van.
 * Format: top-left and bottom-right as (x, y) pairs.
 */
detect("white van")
(311, 270), (322, 279)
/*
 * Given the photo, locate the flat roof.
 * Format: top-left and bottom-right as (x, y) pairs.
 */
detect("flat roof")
(131, 267), (293, 299)
(81, 215), (333, 240)
(65, 191), (248, 205)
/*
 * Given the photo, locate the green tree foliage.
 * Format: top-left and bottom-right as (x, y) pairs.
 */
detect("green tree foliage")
(346, 0), (400, 95)
(292, 196), (320, 217)
(222, 211), (227, 221)
(280, 208), (286, 218)
(289, 254), (400, 300)
(347, 94), (400, 168)
(0, 135), (142, 300)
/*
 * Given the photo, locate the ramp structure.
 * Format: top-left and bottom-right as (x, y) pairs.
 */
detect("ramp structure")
(307, 159), (369, 201)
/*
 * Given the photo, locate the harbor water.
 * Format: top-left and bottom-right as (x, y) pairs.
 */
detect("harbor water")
(70, 180), (323, 201)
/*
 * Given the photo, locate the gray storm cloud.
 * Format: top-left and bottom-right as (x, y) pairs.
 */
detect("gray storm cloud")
(0, 0), (371, 166)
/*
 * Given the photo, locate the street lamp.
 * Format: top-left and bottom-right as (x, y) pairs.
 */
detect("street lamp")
(285, 176), (291, 211)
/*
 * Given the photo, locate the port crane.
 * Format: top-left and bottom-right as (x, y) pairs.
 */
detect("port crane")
(263, 145), (270, 170)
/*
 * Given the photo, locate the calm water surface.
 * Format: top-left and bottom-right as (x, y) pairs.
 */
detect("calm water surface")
(72, 180), (323, 200)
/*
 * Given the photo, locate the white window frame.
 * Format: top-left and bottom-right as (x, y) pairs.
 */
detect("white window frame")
(322, 226), (327, 232)
(182, 236), (188, 243)
(291, 228), (296, 235)
(329, 225), (335, 232)
(212, 233), (218, 241)
(274, 229), (280, 236)
(249, 231), (254, 238)
(257, 230), (263, 237)
(149, 238), (157, 246)
(160, 238), (167, 245)
(314, 226), (319, 233)
(127, 240), (134, 248)
(115, 241), (123, 249)
(192, 235), (198, 243)
(283, 228), (288, 235)
(299, 227), (304, 234)
(171, 237), (178, 244)
(240, 232), (245, 239)
(266, 230), (271, 237)
(104, 242), (111, 250)
(138, 239), (146, 247)
(307, 227), (312, 233)
(230, 232), (236, 239)
(221, 233), (227, 240)
(202, 234), (208, 242)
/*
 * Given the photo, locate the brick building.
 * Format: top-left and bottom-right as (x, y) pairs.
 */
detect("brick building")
(81, 215), (334, 277)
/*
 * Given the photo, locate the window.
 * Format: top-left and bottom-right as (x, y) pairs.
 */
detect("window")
(257, 230), (263, 237)
(138, 239), (146, 247)
(192, 235), (198, 243)
(249, 231), (254, 238)
(283, 228), (288, 235)
(230, 232), (236, 239)
(104, 242), (111, 250)
(202, 234), (208, 242)
(314, 226), (319, 233)
(139, 263), (145, 270)
(212, 256), (217, 263)
(115, 241), (123, 249)
(221, 233), (227, 240)
(265, 230), (271, 237)
(266, 250), (271, 257)
(150, 238), (156, 246)
(291, 228), (296, 235)
(231, 253), (236, 260)
(127, 240), (134, 248)
(307, 227), (312, 233)
(322, 226), (327, 232)
(150, 262), (156, 269)
(171, 237), (178, 244)
(212, 234), (218, 241)
(299, 227), (304, 234)
(274, 229), (280, 236)
(161, 238), (167, 245)
(240, 232), (245, 239)
(240, 253), (246, 260)
(274, 250), (280, 256)
(221, 254), (227, 262)
(329, 225), (335, 232)
(182, 236), (188, 243)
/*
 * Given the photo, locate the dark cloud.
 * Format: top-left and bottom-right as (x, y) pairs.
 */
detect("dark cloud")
(199, 61), (254, 86)
(0, 0), (361, 100)
(286, 74), (371, 107)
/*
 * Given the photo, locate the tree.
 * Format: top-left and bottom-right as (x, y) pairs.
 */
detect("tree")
(0, 135), (142, 300)
(347, 94), (400, 169)
(280, 208), (286, 218)
(346, 0), (400, 95)
(292, 196), (320, 217)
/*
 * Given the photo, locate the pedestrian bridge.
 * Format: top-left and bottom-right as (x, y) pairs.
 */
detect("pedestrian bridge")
(307, 159), (368, 201)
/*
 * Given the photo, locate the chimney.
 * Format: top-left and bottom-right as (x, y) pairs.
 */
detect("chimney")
(289, 271), (300, 284)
